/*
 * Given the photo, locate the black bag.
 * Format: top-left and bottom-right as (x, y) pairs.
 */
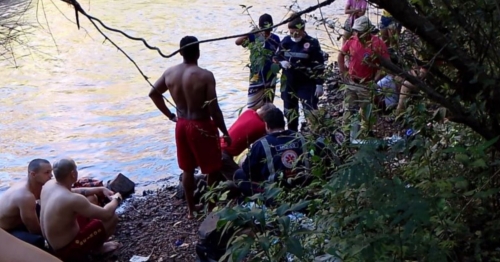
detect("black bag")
(195, 212), (235, 262)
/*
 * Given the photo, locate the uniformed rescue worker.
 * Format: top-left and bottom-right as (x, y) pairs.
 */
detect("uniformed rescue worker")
(274, 16), (325, 131)
(235, 13), (281, 109)
(233, 108), (310, 197)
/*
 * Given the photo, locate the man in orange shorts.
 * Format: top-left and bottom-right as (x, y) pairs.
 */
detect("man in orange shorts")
(40, 158), (122, 261)
(149, 36), (231, 219)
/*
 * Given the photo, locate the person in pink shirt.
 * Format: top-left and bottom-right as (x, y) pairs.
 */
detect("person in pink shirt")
(337, 16), (389, 138)
(219, 103), (276, 180)
(343, 0), (368, 44)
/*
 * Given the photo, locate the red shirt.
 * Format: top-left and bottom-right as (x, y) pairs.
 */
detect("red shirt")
(341, 35), (389, 81)
(222, 110), (266, 157)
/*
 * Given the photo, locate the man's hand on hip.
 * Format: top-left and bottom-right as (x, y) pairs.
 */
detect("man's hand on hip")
(168, 113), (177, 123)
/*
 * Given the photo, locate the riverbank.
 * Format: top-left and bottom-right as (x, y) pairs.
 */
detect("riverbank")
(92, 72), (404, 261)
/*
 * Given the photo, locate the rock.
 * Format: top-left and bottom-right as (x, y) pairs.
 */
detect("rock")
(107, 173), (135, 198)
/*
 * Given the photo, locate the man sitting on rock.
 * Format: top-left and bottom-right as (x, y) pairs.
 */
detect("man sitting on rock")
(0, 159), (53, 249)
(233, 108), (311, 197)
(220, 103), (276, 180)
(40, 158), (122, 261)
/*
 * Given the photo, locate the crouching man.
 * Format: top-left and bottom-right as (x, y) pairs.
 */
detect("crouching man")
(220, 103), (276, 180)
(40, 158), (122, 261)
(234, 108), (310, 197)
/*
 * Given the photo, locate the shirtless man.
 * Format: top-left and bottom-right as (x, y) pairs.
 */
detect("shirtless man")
(40, 158), (122, 261)
(0, 159), (52, 248)
(149, 36), (231, 219)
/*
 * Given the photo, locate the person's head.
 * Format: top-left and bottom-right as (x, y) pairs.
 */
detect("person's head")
(256, 103), (276, 119)
(52, 158), (78, 184)
(259, 13), (273, 34)
(351, 16), (374, 40)
(288, 16), (306, 42)
(179, 36), (200, 62)
(263, 108), (286, 133)
(28, 159), (52, 185)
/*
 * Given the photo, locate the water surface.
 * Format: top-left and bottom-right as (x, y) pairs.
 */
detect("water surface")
(0, 0), (363, 193)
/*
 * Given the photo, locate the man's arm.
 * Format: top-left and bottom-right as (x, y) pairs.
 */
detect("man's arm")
(338, 53), (347, 77)
(373, 39), (390, 82)
(149, 72), (176, 120)
(72, 187), (113, 198)
(310, 39), (326, 85)
(338, 41), (350, 79)
(242, 142), (266, 182)
(73, 193), (120, 221)
(273, 39), (287, 63)
(17, 194), (41, 234)
(205, 72), (229, 137)
(235, 34), (251, 46)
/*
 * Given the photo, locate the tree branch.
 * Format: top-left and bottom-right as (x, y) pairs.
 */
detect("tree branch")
(368, 0), (487, 81)
(380, 57), (500, 151)
(66, 0), (338, 58)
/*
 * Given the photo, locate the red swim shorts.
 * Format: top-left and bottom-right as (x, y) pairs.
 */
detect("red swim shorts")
(175, 118), (222, 174)
(54, 218), (107, 261)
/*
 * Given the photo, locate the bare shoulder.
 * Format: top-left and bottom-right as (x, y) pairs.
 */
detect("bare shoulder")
(200, 68), (215, 81)
(60, 192), (88, 210)
(12, 187), (35, 205)
(162, 67), (173, 77)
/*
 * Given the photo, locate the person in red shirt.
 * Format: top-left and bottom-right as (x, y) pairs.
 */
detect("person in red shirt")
(337, 16), (389, 139)
(220, 103), (276, 180)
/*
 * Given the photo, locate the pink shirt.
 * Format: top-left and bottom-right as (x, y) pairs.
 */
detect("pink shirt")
(346, 0), (368, 26)
(221, 110), (266, 157)
(341, 35), (389, 81)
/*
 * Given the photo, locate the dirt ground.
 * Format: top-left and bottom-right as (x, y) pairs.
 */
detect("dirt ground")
(94, 186), (202, 262)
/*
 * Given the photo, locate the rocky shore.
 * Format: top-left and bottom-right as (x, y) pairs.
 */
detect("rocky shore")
(96, 185), (202, 262)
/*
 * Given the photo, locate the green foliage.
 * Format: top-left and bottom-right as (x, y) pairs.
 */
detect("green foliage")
(209, 2), (500, 261)
(213, 100), (500, 261)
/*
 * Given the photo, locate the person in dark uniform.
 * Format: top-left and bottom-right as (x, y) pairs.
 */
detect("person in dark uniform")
(233, 108), (309, 196)
(274, 16), (325, 131)
(235, 13), (281, 109)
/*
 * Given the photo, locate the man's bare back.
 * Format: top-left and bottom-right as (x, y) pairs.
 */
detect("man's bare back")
(149, 36), (231, 219)
(40, 180), (120, 251)
(40, 180), (82, 249)
(163, 63), (215, 120)
(0, 183), (37, 231)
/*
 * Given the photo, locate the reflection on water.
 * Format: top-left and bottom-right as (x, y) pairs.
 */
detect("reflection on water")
(0, 0), (350, 193)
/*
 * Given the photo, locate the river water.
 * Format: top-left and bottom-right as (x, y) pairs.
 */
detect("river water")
(0, 0), (372, 193)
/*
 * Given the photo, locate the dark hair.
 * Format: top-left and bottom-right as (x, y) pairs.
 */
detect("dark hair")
(288, 16), (305, 30)
(259, 13), (273, 32)
(28, 159), (50, 173)
(179, 36), (199, 60)
(263, 108), (286, 130)
(258, 103), (276, 117)
(53, 158), (76, 181)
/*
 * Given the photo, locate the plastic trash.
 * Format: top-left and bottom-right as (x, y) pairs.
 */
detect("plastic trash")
(175, 239), (184, 246)
(130, 255), (150, 262)
(405, 128), (414, 137)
